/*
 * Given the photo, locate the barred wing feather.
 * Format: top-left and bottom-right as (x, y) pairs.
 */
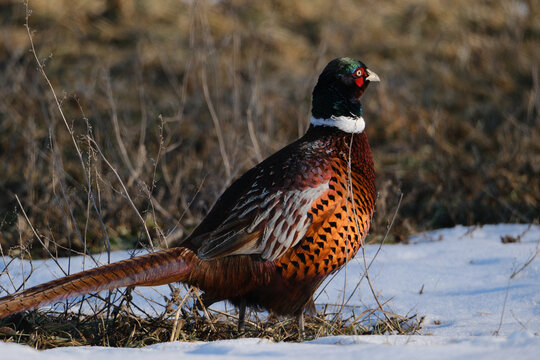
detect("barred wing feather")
(190, 163), (331, 261)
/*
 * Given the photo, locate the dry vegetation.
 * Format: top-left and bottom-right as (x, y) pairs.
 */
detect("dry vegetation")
(0, 0), (539, 347)
(0, 300), (423, 348)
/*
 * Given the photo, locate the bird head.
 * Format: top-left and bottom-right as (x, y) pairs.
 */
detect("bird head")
(311, 57), (380, 126)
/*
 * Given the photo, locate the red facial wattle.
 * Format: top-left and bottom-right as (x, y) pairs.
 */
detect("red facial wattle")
(353, 67), (366, 88)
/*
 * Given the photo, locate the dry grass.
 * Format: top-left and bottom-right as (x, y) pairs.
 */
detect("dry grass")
(0, 0), (538, 254)
(0, 0), (538, 347)
(0, 305), (423, 349)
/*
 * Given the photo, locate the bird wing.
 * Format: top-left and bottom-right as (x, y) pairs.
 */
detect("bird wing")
(187, 142), (335, 261)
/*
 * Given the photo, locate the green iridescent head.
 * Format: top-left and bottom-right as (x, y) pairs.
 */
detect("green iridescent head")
(311, 57), (380, 120)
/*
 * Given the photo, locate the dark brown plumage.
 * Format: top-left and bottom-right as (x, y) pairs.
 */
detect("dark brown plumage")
(0, 58), (379, 331)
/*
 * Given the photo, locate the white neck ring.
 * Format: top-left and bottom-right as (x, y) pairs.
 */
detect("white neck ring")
(310, 115), (365, 133)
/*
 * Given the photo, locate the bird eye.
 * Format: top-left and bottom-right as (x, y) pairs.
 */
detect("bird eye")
(354, 69), (363, 78)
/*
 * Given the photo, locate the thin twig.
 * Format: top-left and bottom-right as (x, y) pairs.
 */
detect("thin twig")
(104, 71), (136, 177)
(191, 287), (217, 332)
(200, 62), (231, 180)
(511, 247), (540, 279)
(494, 277), (511, 335)
(87, 137), (154, 250)
(15, 194), (67, 276)
(207, 308), (261, 329)
(49, 127), (99, 267)
(0, 244), (17, 293)
(510, 227), (539, 279)
(170, 287), (193, 342)
(357, 195), (403, 331)
(344, 132), (403, 331)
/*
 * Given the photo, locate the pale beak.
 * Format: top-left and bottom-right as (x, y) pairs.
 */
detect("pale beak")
(366, 69), (380, 82)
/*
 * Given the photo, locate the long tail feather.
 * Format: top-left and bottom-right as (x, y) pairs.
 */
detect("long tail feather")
(0, 247), (192, 318)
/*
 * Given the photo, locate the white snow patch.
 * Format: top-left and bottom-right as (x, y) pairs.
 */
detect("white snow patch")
(1, 224), (540, 359)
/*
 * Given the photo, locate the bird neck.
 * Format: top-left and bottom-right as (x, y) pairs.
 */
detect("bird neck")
(304, 126), (375, 182)
(311, 82), (363, 119)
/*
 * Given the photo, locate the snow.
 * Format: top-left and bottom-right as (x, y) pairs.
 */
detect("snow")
(1, 224), (540, 359)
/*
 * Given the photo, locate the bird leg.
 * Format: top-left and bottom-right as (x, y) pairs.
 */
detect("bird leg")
(297, 310), (305, 340)
(237, 300), (246, 332)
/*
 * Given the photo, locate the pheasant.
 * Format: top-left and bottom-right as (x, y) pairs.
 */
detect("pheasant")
(0, 57), (379, 331)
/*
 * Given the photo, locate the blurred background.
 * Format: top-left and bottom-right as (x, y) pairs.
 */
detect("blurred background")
(0, 0), (538, 257)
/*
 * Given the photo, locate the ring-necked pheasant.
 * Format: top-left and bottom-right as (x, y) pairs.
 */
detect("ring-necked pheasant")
(0, 57), (379, 331)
